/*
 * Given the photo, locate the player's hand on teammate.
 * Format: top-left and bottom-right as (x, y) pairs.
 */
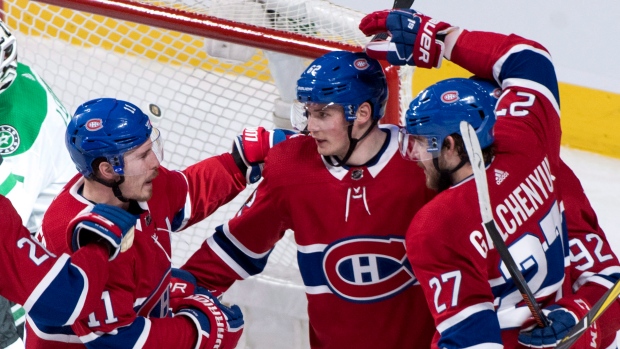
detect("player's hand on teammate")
(232, 126), (297, 184)
(67, 204), (138, 260)
(172, 286), (244, 349)
(518, 297), (600, 348)
(359, 9), (455, 68)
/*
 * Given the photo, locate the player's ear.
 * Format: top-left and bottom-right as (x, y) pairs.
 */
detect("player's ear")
(442, 136), (459, 155)
(97, 161), (118, 180)
(355, 102), (372, 123)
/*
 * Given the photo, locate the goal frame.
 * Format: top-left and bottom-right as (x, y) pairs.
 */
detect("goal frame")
(29, 0), (404, 125)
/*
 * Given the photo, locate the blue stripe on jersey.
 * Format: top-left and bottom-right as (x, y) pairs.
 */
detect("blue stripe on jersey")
(32, 321), (76, 336)
(438, 308), (502, 349)
(28, 261), (85, 326)
(212, 225), (272, 276)
(82, 316), (147, 347)
(499, 49), (560, 104)
(561, 210), (570, 261)
(297, 250), (328, 287)
(601, 273), (620, 285)
(170, 208), (185, 232)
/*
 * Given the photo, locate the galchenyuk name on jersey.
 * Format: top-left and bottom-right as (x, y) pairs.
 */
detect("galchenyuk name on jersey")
(470, 157), (556, 258)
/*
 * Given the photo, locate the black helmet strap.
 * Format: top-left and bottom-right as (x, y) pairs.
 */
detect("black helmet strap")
(92, 175), (130, 203)
(330, 118), (378, 167)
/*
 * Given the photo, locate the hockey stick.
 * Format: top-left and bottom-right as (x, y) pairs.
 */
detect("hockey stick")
(371, 0), (416, 41)
(555, 279), (620, 349)
(459, 121), (551, 328)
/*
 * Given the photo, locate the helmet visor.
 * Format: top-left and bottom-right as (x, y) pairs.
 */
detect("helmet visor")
(121, 127), (164, 176)
(290, 100), (308, 132)
(290, 102), (345, 132)
(398, 128), (438, 162)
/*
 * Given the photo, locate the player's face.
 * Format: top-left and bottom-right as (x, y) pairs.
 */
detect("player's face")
(305, 103), (350, 158)
(120, 138), (161, 201)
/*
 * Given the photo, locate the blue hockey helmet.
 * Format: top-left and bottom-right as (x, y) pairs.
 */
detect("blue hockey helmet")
(65, 98), (161, 178)
(400, 77), (499, 161)
(0, 20), (17, 94)
(292, 51), (388, 130)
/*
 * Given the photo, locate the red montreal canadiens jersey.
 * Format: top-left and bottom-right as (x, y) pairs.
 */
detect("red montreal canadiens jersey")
(183, 125), (437, 349)
(26, 153), (246, 349)
(560, 160), (620, 347)
(0, 195), (111, 327)
(406, 31), (568, 348)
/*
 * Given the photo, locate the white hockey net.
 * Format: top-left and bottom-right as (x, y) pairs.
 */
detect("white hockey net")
(4, 1), (411, 347)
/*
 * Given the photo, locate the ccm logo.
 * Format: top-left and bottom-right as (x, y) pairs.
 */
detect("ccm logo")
(85, 118), (103, 131)
(353, 58), (369, 70)
(441, 91), (459, 103)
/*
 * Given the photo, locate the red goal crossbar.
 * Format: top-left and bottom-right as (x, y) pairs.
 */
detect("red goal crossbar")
(33, 0), (402, 124)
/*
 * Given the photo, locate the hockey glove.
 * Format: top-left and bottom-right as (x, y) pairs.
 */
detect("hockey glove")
(518, 297), (600, 349)
(359, 9), (455, 68)
(232, 126), (296, 184)
(67, 204), (137, 261)
(172, 287), (244, 349)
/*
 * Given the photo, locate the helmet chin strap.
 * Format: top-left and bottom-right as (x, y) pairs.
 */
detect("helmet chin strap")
(93, 175), (130, 203)
(330, 119), (378, 167)
(433, 156), (468, 193)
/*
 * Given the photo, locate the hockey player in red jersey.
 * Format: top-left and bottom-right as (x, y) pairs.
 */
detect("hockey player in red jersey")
(0, 180), (136, 328)
(359, 7), (616, 348)
(26, 98), (254, 349)
(181, 50), (437, 349)
(558, 161), (620, 348)
(475, 81), (620, 348)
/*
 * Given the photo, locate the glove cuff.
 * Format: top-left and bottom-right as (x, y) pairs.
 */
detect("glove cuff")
(553, 296), (592, 321)
(412, 16), (454, 69)
(70, 219), (121, 260)
(442, 27), (463, 60)
(175, 309), (212, 349)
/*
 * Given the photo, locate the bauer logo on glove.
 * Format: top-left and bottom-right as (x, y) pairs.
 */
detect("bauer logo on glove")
(359, 9), (457, 68)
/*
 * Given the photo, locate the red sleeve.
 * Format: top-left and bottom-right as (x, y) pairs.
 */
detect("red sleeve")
(143, 317), (198, 348)
(70, 307), (201, 348)
(181, 153), (246, 228)
(0, 196), (111, 325)
(450, 30), (548, 80)
(559, 161), (620, 346)
(183, 165), (289, 293)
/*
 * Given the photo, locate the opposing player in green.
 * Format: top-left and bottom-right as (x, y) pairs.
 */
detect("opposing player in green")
(0, 19), (75, 348)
